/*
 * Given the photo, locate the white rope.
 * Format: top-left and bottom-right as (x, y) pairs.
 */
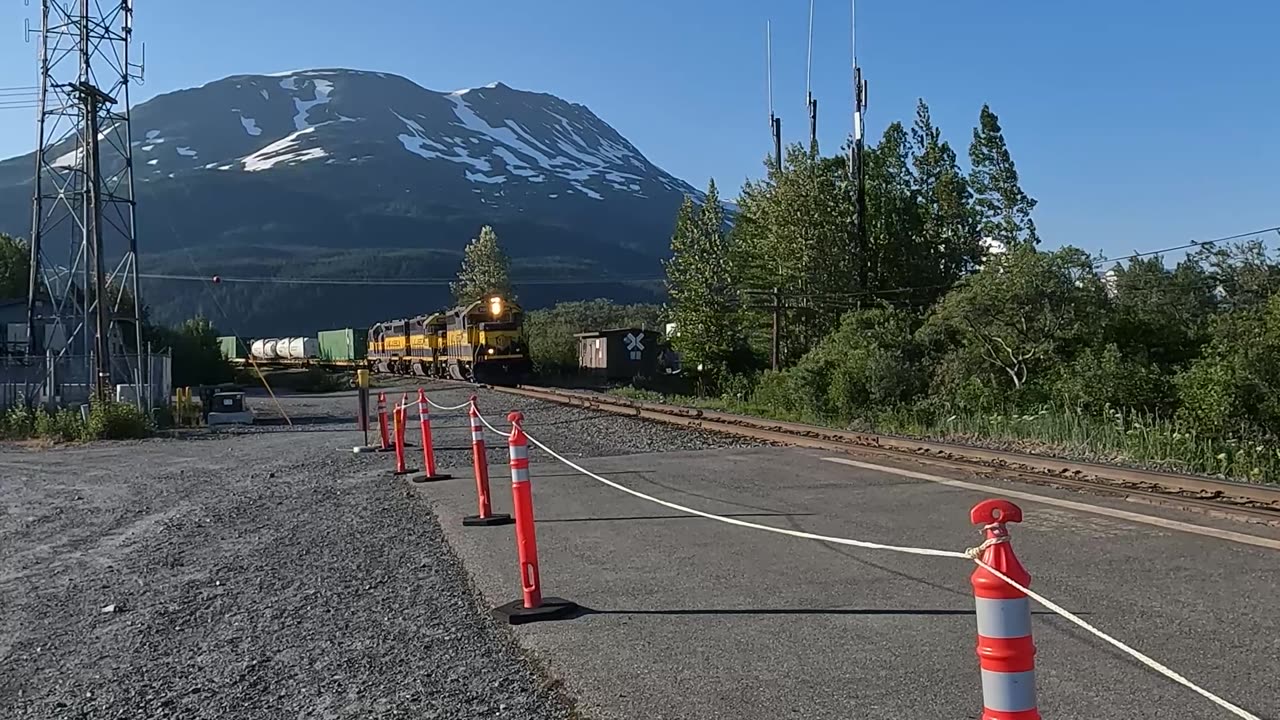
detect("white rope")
(427, 398), (473, 412)
(975, 561), (1261, 720)
(478, 412), (513, 440)
(517, 426), (1261, 720)
(523, 430), (967, 560)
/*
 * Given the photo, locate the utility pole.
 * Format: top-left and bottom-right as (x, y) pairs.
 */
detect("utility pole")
(849, 0), (869, 290)
(806, 0), (818, 155)
(771, 286), (781, 371)
(27, 0), (146, 402)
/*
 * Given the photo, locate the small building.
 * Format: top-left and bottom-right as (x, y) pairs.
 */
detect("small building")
(0, 296), (72, 357)
(575, 327), (661, 380)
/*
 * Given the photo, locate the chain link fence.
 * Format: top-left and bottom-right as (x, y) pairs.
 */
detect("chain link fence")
(0, 352), (172, 412)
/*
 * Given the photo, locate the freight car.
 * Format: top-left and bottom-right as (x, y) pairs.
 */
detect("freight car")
(214, 295), (529, 385)
(367, 294), (530, 384)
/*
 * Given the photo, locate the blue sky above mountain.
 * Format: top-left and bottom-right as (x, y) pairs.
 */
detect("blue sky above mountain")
(0, 0), (1275, 260)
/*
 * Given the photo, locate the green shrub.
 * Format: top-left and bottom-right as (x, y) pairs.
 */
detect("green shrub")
(34, 407), (85, 442)
(84, 400), (152, 440)
(748, 370), (798, 414)
(3, 404), (35, 439)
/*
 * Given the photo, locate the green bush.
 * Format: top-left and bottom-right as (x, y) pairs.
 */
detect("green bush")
(84, 400), (152, 440)
(34, 407), (86, 442)
(3, 404), (35, 439)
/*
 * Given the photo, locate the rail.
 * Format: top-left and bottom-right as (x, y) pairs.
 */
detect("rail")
(487, 384), (1280, 522)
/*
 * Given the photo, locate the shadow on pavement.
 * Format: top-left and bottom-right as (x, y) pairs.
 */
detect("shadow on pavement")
(537, 512), (816, 524)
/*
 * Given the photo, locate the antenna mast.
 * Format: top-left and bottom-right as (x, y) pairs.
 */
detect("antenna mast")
(26, 0), (146, 400)
(806, 0), (818, 155)
(767, 21), (782, 173)
(849, 0), (869, 288)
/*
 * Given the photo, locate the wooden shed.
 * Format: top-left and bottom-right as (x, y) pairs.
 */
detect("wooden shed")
(575, 328), (661, 380)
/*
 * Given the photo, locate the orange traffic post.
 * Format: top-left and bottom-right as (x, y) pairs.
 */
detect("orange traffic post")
(970, 499), (1040, 720)
(391, 403), (417, 476)
(492, 411), (577, 625)
(376, 391), (391, 452)
(414, 388), (452, 482)
(462, 395), (512, 527)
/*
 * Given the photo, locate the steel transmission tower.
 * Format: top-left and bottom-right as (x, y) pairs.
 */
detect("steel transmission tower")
(26, 0), (145, 399)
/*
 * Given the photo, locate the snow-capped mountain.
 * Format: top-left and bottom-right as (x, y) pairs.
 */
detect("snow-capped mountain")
(0, 68), (711, 266)
(0, 68), (726, 331)
(115, 69), (699, 203)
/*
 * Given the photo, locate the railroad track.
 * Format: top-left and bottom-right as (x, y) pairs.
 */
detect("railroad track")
(486, 383), (1280, 526)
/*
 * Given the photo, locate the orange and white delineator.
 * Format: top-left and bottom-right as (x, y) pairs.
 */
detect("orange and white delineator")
(462, 395), (512, 527)
(414, 388), (451, 482)
(492, 411), (577, 625)
(970, 499), (1040, 720)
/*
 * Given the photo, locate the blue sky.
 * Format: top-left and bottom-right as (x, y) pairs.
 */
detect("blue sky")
(0, 1), (1275, 260)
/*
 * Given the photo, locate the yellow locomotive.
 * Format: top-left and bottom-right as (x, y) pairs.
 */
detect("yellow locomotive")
(367, 295), (530, 384)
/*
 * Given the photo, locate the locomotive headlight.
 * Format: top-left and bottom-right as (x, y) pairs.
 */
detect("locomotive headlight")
(489, 296), (502, 316)
(487, 348), (495, 355)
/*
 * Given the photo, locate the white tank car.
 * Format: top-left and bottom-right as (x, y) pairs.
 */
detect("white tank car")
(283, 337), (319, 359)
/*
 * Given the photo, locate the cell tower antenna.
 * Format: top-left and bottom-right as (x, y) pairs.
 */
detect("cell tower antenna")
(848, 0), (869, 288)
(767, 21), (782, 173)
(806, 0), (818, 154)
(27, 0), (146, 402)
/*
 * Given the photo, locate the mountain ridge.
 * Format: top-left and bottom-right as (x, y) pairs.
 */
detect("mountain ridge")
(0, 67), (726, 332)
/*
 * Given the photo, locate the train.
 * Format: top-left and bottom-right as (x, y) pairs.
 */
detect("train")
(217, 294), (532, 386)
(369, 295), (530, 383)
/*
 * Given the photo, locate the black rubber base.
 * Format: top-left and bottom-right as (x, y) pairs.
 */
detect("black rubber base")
(392, 467), (420, 476)
(410, 472), (453, 483)
(493, 597), (580, 625)
(462, 513), (514, 527)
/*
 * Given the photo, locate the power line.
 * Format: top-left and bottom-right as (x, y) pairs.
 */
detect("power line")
(138, 272), (666, 287)
(1092, 225), (1280, 267)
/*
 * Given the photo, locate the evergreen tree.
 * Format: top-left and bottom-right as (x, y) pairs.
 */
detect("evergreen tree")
(910, 100), (981, 289)
(734, 145), (857, 364)
(864, 122), (922, 293)
(450, 225), (513, 305)
(969, 104), (1039, 248)
(663, 180), (746, 390)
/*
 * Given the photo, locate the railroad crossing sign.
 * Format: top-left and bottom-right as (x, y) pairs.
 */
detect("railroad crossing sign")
(624, 332), (644, 361)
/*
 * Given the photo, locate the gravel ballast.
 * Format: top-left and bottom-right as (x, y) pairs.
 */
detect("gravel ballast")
(0, 383), (760, 718)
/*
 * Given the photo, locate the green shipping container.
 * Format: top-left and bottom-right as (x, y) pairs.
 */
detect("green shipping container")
(317, 328), (368, 362)
(217, 335), (248, 359)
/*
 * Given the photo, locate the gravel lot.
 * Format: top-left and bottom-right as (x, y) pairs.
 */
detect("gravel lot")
(0, 382), (759, 719)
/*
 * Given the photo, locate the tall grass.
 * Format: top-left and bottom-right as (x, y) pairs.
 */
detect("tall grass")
(609, 388), (1280, 483)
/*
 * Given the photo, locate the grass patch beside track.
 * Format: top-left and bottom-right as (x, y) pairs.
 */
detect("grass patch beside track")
(607, 387), (1280, 483)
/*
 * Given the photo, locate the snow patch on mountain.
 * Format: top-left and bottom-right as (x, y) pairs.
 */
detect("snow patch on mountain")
(446, 94), (560, 170)
(573, 183), (603, 200)
(465, 171), (507, 184)
(292, 79), (333, 130)
(176, 146), (198, 157)
(239, 115), (262, 136)
(259, 88), (269, 100)
(242, 126), (328, 171)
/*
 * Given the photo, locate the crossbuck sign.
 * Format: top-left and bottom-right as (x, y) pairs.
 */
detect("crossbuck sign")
(624, 332), (645, 361)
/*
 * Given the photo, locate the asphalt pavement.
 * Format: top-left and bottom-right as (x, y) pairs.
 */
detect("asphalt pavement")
(416, 442), (1280, 720)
